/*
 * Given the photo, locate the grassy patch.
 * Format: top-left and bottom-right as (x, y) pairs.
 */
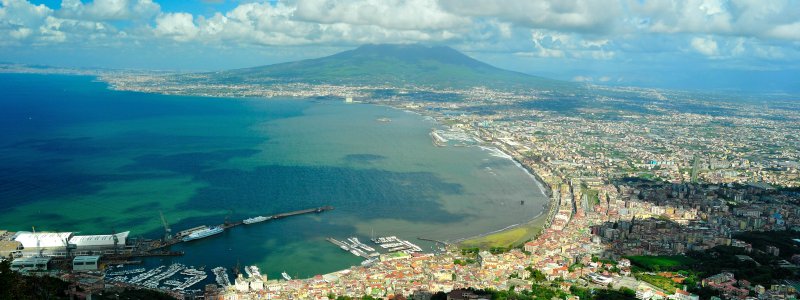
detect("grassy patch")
(459, 215), (547, 249)
(635, 273), (680, 293)
(626, 255), (695, 271)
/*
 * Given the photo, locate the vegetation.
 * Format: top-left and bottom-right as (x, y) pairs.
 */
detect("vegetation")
(0, 260), (71, 300)
(634, 273), (681, 292)
(448, 286), (568, 300)
(0, 260), (175, 300)
(626, 255), (695, 271)
(525, 266), (546, 283)
(93, 289), (177, 300)
(686, 246), (793, 285)
(459, 216), (548, 249)
(571, 286), (637, 300)
(733, 230), (800, 259)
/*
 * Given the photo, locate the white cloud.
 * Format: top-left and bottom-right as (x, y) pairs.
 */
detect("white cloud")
(573, 75), (593, 82)
(293, 0), (469, 31)
(0, 0), (52, 31)
(632, 0), (800, 41)
(58, 0), (160, 21)
(690, 36), (719, 56)
(438, 0), (623, 33)
(768, 22), (800, 41)
(154, 12), (198, 41)
(157, 1), (472, 46)
(528, 30), (615, 60)
(0, 0), (798, 72)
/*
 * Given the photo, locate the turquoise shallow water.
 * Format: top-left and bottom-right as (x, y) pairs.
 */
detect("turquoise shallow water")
(0, 73), (547, 278)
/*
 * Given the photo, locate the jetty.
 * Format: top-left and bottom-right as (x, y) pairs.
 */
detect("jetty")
(145, 206), (334, 251)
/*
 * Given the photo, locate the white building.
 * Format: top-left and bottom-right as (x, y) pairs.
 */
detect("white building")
(10, 257), (51, 272)
(72, 255), (101, 271)
(13, 231), (129, 257)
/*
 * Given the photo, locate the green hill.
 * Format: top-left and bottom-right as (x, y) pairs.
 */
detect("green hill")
(208, 44), (567, 89)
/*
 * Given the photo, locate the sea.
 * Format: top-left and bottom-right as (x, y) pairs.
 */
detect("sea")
(0, 73), (548, 280)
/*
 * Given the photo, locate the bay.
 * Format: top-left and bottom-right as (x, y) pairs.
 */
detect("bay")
(0, 73), (547, 279)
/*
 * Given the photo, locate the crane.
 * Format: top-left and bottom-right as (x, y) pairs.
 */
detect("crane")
(33, 226), (43, 257)
(111, 229), (119, 255)
(62, 237), (76, 258)
(159, 211), (172, 241)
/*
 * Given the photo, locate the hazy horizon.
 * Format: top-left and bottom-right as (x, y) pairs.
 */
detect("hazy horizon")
(1, 0), (799, 93)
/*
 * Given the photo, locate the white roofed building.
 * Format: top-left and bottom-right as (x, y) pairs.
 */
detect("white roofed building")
(13, 231), (130, 257)
(13, 232), (73, 249)
(69, 231), (129, 249)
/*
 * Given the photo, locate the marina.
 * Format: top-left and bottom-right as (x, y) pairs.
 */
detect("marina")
(106, 263), (209, 291)
(327, 235), (423, 260)
(213, 267), (231, 286)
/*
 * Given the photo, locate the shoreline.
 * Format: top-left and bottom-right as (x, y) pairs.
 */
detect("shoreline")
(9, 72), (556, 280)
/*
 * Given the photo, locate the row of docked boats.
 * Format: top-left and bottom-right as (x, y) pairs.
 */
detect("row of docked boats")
(327, 237), (379, 259)
(372, 236), (423, 253)
(213, 267), (231, 286)
(106, 264), (207, 292)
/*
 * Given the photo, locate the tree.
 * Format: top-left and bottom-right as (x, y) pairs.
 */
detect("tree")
(526, 266), (546, 283)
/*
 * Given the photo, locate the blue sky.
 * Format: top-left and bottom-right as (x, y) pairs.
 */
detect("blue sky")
(1, 0), (799, 92)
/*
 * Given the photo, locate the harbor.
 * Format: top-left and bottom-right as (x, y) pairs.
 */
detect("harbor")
(326, 235), (423, 262)
(144, 205), (335, 252)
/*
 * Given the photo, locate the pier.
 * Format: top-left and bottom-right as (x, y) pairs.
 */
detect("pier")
(144, 205), (335, 252)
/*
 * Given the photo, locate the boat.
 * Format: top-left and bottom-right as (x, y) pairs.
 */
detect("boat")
(249, 266), (262, 279)
(244, 266), (252, 277)
(213, 267), (230, 286)
(281, 271), (292, 281)
(181, 226), (224, 242)
(243, 216), (270, 224)
(361, 258), (377, 267)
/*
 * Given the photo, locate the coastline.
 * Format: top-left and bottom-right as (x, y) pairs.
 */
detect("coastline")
(454, 145), (554, 248)
(389, 109), (554, 249)
(5, 71), (556, 280)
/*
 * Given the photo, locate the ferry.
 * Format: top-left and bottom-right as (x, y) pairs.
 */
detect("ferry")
(243, 216), (270, 224)
(281, 271), (292, 281)
(182, 226), (224, 242)
(244, 265), (262, 279)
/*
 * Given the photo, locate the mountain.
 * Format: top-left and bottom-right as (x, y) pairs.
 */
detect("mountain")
(208, 44), (566, 89)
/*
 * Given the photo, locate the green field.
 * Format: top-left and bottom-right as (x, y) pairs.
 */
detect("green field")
(626, 255), (695, 271)
(459, 215), (548, 249)
(634, 273), (681, 293)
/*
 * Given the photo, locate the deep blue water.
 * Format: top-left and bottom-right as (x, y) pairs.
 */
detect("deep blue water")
(0, 73), (547, 280)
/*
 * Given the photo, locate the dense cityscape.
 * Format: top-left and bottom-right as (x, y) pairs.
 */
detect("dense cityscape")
(1, 1), (799, 297)
(19, 70), (787, 300)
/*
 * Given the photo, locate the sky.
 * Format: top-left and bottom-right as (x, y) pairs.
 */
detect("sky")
(1, 0), (799, 92)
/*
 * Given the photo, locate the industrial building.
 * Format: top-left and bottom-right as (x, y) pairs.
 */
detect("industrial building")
(10, 257), (52, 272)
(11, 231), (130, 257)
(72, 255), (101, 271)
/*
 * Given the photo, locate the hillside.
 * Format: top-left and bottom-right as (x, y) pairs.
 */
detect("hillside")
(207, 44), (567, 89)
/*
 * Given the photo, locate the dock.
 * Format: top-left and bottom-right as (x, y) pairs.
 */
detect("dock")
(328, 235), (423, 260)
(144, 206), (334, 252)
(326, 237), (375, 258)
(269, 206), (334, 220)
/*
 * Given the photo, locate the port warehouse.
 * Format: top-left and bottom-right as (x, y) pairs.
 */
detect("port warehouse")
(5, 230), (130, 257)
(9, 255), (101, 272)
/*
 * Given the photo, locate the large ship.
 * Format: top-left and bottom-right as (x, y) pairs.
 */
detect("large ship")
(181, 226), (224, 242)
(243, 216), (271, 224)
(281, 271), (292, 281)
